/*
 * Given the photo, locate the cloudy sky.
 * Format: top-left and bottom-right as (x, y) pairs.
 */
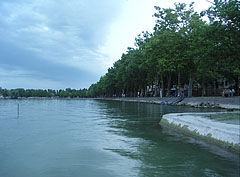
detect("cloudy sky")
(0, 0), (211, 89)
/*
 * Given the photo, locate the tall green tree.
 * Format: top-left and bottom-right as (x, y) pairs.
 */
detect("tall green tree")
(205, 0), (240, 95)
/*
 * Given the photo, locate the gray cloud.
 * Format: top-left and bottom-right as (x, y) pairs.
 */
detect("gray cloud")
(0, 0), (122, 89)
(0, 40), (99, 89)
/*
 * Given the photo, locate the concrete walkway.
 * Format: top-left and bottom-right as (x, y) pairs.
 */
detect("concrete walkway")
(161, 112), (240, 145)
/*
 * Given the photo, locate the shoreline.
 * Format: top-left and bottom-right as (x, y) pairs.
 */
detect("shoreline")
(96, 96), (240, 110)
(96, 96), (240, 154)
(1, 96), (239, 110)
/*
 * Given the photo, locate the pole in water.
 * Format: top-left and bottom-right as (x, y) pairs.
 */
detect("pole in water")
(17, 103), (20, 117)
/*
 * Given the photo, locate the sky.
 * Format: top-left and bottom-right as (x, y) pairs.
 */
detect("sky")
(0, 0), (212, 89)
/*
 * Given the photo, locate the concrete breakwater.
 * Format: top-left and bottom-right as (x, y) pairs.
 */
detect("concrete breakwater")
(161, 112), (240, 153)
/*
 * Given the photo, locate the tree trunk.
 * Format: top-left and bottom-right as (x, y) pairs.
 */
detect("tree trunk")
(202, 80), (206, 97)
(130, 91), (133, 97)
(145, 86), (147, 97)
(213, 81), (216, 96)
(235, 77), (239, 96)
(154, 78), (158, 97)
(167, 73), (172, 97)
(215, 80), (219, 96)
(160, 75), (165, 97)
(188, 73), (193, 97)
(178, 72), (181, 96)
(151, 82), (153, 97)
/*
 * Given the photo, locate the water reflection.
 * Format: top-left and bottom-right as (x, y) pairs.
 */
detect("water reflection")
(97, 100), (239, 177)
(0, 99), (239, 177)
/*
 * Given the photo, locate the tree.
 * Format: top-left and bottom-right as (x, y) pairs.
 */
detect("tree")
(205, 0), (240, 95)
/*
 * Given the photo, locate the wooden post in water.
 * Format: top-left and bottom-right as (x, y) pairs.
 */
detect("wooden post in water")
(17, 103), (20, 117)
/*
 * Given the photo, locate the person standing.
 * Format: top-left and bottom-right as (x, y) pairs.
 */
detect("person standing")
(232, 89), (235, 96)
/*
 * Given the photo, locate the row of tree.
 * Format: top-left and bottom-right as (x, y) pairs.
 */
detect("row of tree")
(0, 1), (239, 99)
(88, 0), (240, 97)
(0, 88), (88, 99)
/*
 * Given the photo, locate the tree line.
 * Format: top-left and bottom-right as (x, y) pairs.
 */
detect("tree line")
(0, 1), (239, 99)
(88, 0), (240, 97)
(0, 88), (88, 99)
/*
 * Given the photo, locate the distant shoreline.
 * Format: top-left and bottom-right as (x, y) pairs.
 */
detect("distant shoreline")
(1, 96), (239, 110)
(0, 97), (89, 100)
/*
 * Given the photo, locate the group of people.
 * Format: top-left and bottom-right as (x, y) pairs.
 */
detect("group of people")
(222, 88), (235, 97)
(178, 86), (188, 97)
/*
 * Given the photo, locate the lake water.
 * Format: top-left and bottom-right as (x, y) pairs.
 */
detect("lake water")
(0, 99), (239, 177)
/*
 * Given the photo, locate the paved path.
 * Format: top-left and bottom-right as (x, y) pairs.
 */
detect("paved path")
(161, 112), (240, 154)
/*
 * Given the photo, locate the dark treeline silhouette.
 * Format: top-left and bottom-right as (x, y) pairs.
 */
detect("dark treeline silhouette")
(87, 0), (240, 97)
(0, 88), (88, 99)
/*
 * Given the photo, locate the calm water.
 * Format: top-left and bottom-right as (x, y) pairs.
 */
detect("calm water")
(0, 99), (239, 177)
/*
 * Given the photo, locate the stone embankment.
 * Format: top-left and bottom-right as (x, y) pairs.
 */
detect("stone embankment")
(179, 96), (240, 110)
(98, 96), (240, 110)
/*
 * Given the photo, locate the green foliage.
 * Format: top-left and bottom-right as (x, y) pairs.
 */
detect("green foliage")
(0, 88), (89, 98)
(204, 0), (240, 80)
(87, 1), (240, 97)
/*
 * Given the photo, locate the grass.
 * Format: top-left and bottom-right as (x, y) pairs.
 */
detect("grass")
(205, 113), (240, 120)
(203, 113), (240, 125)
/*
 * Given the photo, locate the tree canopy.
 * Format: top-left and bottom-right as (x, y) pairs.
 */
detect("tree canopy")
(87, 1), (240, 98)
